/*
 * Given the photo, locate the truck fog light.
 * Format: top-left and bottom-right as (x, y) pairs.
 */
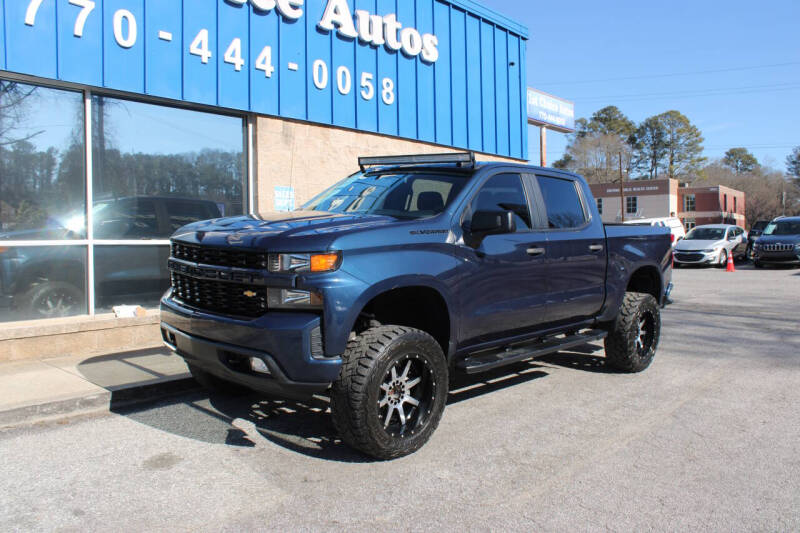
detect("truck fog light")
(249, 357), (270, 374)
(267, 288), (323, 309)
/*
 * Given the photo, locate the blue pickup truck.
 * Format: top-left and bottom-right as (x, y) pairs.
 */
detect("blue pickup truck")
(161, 153), (672, 459)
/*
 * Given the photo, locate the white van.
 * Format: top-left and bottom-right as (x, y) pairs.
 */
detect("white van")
(624, 217), (686, 247)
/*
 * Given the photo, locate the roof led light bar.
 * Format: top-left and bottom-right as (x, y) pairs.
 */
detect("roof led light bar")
(358, 152), (476, 171)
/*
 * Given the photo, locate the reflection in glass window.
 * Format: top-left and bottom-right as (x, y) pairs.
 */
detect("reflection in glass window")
(469, 174), (532, 232)
(94, 245), (170, 312)
(0, 81), (86, 240)
(537, 176), (586, 229)
(91, 96), (244, 239)
(0, 246), (87, 322)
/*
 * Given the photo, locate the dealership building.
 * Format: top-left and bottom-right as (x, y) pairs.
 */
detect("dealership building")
(0, 0), (530, 359)
(590, 179), (746, 231)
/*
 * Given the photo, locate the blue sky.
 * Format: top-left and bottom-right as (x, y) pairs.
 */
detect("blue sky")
(481, 0), (800, 170)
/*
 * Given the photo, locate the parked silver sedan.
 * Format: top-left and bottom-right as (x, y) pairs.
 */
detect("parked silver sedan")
(674, 224), (747, 267)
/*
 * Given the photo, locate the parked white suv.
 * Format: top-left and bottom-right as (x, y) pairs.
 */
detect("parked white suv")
(624, 217), (686, 248)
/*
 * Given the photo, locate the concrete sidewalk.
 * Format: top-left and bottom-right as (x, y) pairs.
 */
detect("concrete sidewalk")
(0, 347), (199, 427)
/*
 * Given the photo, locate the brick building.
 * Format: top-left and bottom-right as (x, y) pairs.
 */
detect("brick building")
(590, 179), (746, 230)
(677, 185), (746, 230)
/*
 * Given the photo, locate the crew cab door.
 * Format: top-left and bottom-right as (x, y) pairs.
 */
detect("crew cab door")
(456, 172), (549, 345)
(535, 174), (607, 323)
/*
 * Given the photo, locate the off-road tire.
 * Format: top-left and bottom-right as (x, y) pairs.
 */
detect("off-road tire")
(330, 325), (449, 460)
(604, 292), (660, 373)
(188, 364), (250, 395)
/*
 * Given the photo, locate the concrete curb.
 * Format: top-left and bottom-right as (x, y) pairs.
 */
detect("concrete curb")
(0, 377), (200, 429)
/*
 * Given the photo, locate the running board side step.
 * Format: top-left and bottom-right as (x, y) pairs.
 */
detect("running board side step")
(457, 329), (608, 374)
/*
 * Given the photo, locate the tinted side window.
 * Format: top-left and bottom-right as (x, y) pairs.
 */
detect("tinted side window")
(537, 176), (587, 229)
(94, 198), (159, 239)
(469, 173), (532, 232)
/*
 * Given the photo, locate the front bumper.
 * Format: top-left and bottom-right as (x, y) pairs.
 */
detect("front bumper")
(674, 250), (720, 265)
(752, 251), (800, 265)
(161, 296), (342, 399)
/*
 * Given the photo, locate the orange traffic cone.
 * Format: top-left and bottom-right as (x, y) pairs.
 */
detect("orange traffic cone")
(726, 250), (735, 272)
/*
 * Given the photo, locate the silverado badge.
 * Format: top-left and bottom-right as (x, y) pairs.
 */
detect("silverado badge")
(243, 290), (257, 298)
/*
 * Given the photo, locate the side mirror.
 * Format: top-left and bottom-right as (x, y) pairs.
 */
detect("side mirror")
(467, 210), (516, 245)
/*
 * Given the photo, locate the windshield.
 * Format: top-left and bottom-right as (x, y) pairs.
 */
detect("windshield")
(302, 172), (467, 220)
(685, 227), (725, 240)
(763, 221), (800, 236)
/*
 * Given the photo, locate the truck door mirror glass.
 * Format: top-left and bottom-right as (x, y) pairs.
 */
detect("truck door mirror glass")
(469, 210), (516, 239)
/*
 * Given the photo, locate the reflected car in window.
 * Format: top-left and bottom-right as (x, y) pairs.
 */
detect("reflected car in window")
(0, 197), (221, 320)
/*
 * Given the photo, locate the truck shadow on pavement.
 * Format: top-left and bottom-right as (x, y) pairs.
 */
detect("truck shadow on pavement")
(113, 348), (608, 462)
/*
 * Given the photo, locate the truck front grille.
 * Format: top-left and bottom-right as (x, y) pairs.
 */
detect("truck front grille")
(172, 242), (269, 269)
(170, 271), (267, 318)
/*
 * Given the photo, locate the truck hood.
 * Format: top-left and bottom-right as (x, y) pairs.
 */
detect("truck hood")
(756, 234), (800, 245)
(675, 239), (725, 252)
(170, 210), (398, 250)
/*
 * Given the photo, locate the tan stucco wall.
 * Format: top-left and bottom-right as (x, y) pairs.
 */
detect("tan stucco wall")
(253, 116), (525, 212)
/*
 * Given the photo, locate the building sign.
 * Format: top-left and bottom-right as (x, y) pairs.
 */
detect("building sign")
(591, 180), (671, 198)
(1, 0), (529, 159)
(527, 88), (574, 133)
(274, 186), (296, 212)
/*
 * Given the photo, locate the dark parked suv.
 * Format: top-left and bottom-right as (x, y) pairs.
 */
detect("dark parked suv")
(745, 220), (770, 260)
(752, 217), (800, 268)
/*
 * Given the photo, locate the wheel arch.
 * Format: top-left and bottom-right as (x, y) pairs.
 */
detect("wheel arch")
(341, 277), (455, 360)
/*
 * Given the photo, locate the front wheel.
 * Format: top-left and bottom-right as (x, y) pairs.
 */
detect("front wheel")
(604, 292), (661, 373)
(717, 249), (728, 268)
(331, 325), (449, 460)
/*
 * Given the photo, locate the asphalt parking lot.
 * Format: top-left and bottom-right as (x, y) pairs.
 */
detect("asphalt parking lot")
(1, 264), (799, 531)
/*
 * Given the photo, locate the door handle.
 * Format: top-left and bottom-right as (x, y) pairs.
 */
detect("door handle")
(527, 247), (546, 257)
(589, 244), (604, 252)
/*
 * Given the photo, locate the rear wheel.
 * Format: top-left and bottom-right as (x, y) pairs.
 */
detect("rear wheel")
(331, 325), (448, 460)
(604, 292), (660, 373)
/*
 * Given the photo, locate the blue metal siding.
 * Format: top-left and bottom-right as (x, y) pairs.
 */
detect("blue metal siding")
(1, 0), (528, 160)
(449, 7), (467, 149)
(145, 1), (182, 100)
(433, 1), (451, 147)
(58, 0), (103, 86)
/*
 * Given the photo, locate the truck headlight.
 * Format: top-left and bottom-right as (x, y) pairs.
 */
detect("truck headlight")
(268, 252), (341, 273)
(267, 288), (323, 309)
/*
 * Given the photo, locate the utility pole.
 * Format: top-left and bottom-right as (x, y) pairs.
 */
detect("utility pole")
(619, 151), (625, 222)
(540, 127), (547, 167)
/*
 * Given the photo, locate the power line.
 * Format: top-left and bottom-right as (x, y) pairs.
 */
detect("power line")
(573, 83), (800, 103)
(536, 61), (800, 86)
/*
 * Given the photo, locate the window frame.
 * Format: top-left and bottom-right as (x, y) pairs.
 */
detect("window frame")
(626, 195), (638, 215)
(532, 173), (592, 231)
(684, 194), (696, 212)
(459, 171), (540, 233)
(0, 72), (252, 320)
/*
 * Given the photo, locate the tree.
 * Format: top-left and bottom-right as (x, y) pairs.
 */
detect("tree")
(575, 105), (636, 140)
(632, 116), (667, 179)
(632, 111), (704, 180)
(723, 147), (758, 174)
(787, 146), (800, 183)
(556, 106), (635, 182)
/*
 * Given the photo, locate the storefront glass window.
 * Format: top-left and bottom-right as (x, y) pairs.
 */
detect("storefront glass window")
(0, 246), (88, 322)
(0, 76), (247, 323)
(91, 96), (245, 239)
(0, 82), (86, 240)
(93, 245), (170, 312)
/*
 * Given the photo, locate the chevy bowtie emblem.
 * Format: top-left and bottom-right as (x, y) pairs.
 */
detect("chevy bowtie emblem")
(227, 233), (244, 244)
(243, 290), (257, 298)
